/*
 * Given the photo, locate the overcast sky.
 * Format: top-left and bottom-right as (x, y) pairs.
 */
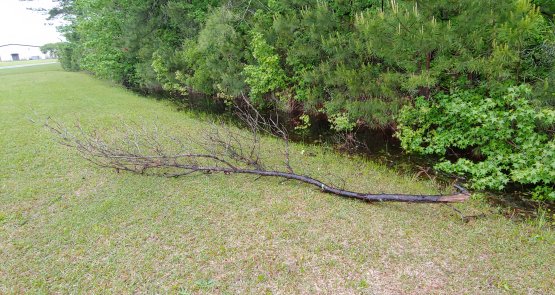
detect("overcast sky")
(0, 0), (63, 46)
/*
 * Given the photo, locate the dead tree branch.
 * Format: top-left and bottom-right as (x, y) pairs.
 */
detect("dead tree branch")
(43, 102), (469, 203)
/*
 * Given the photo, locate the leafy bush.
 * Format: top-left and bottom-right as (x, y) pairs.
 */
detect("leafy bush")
(397, 85), (555, 200)
(243, 32), (287, 102)
(329, 113), (356, 133)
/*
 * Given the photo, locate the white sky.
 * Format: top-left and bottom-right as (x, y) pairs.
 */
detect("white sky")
(0, 0), (64, 46)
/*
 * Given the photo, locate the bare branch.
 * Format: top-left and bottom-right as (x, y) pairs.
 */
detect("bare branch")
(43, 107), (470, 203)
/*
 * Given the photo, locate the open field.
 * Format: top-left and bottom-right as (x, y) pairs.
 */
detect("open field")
(0, 59), (57, 67)
(0, 64), (554, 294)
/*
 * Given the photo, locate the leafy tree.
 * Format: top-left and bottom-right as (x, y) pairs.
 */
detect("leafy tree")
(39, 43), (62, 58)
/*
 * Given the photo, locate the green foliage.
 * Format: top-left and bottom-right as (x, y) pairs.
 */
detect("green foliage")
(56, 42), (80, 71)
(294, 113), (311, 133)
(54, 0), (555, 113)
(534, 0), (555, 15)
(355, 0), (555, 103)
(51, 0), (555, 200)
(243, 32), (287, 101)
(329, 113), (356, 133)
(293, 113), (312, 142)
(397, 85), (555, 200)
(175, 7), (248, 97)
(39, 43), (62, 57)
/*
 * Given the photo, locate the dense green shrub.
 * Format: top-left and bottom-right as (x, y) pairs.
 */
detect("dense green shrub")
(55, 42), (80, 72)
(397, 85), (555, 200)
(53, 0), (555, 113)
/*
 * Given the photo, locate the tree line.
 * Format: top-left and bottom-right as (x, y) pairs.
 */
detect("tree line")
(47, 0), (555, 200)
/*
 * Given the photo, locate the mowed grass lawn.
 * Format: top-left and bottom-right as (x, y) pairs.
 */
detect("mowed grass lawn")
(1, 64), (554, 294)
(0, 59), (58, 67)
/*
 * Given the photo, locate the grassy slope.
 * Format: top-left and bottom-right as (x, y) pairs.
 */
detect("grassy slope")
(0, 65), (553, 294)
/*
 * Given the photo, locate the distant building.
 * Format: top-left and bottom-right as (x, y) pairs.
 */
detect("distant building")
(0, 44), (51, 62)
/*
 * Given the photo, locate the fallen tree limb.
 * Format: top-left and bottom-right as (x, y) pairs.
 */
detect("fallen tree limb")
(43, 99), (469, 203)
(170, 165), (468, 203)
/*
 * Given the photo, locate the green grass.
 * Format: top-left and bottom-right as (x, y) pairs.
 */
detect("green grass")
(1, 64), (554, 294)
(0, 59), (57, 67)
